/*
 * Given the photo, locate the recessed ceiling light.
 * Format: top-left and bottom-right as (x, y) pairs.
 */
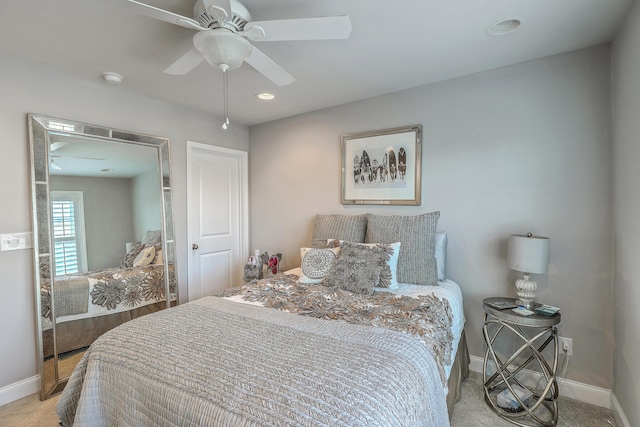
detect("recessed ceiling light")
(102, 71), (124, 85)
(100, 168), (114, 172)
(486, 18), (522, 36)
(256, 92), (275, 101)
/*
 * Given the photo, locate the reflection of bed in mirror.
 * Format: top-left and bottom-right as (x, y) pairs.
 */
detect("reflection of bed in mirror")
(40, 232), (177, 358)
(28, 114), (178, 400)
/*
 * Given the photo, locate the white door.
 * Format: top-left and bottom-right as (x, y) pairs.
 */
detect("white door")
(187, 141), (248, 301)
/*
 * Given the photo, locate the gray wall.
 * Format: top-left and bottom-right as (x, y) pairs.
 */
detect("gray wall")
(0, 55), (249, 392)
(50, 176), (135, 270)
(612, 1), (640, 425)
(250, 45), (614, 389)
(132, 168), (162, 243)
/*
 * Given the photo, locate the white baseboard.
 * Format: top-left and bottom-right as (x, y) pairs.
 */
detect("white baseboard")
(610, 393), (631, 427)
(0, 375), (39, 407)
(469, 355), (611, 409)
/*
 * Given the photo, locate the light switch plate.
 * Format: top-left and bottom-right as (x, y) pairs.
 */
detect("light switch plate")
(0, 232), (33, 251)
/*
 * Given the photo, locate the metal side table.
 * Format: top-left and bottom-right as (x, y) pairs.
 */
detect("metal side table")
(482, 297), (561, 427)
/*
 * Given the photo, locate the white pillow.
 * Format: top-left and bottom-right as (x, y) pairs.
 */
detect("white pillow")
(299, 247), (341, 284)
(328, 239), (401, 290)
(133, 245), (156, 267)
(435, 231), (447, 281)
(153, 249), (163, 265)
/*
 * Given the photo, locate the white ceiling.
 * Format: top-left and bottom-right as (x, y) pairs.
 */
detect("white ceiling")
(49, 134), (159, 178)
(0, 0), (632, 127)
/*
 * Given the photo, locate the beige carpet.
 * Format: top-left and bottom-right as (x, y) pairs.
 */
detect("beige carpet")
(0, 371), (618, 426)
(451, 372), (618, 427)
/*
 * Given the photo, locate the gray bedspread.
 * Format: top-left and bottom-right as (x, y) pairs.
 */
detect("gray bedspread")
(51, 276), (90, 317)
(57, 297), (449, 426)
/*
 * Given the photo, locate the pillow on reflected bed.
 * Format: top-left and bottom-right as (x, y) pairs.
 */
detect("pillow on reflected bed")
(121, 243), (145, 268)
(133, 245), (156, 267)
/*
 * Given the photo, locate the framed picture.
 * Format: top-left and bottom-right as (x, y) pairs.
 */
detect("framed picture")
(341, 125), (422, 205)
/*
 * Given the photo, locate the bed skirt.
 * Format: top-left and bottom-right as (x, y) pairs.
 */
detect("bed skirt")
(42, 301), (170, 358)
(446, 329), (470, 418)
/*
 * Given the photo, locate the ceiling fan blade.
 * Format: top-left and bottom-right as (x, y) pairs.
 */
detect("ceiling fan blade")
(244, 46), (295, 86)
(202, 0), (231, 24)
(49, 141), (69, 152)
(127, 0), (207, 31)
(50, 159), (62, 171)
(248, 16), (352, 42)
(238, 25), (265, 41)
(164, 47), (206, 75)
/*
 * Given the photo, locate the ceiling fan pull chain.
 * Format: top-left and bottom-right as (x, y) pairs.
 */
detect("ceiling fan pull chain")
(220, 64), (230, 130)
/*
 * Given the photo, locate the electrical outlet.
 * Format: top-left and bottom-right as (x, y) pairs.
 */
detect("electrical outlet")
(558, 337), (573, 356)
(0, 232), (33, 251)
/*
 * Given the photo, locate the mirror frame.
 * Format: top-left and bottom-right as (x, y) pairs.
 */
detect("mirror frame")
(27, 113), (177, 399)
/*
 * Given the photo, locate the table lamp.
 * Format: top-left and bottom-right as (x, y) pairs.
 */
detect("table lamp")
(507, 233), (550, 309)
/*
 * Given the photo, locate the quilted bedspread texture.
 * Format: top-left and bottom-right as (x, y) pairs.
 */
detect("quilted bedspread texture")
(57, 296), (449, 426)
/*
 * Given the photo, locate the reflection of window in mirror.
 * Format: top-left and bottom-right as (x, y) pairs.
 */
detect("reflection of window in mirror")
(51, 191), (88, 275)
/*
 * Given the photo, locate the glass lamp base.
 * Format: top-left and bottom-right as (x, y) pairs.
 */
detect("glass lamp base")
(515, 273), (539, 310)
(515, 299), (540, 310)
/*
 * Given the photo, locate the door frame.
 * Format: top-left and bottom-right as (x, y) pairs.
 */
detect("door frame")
(186, 140), (249, 301)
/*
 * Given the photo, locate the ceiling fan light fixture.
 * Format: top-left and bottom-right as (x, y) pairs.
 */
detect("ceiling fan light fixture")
(193, 30), (252, 70)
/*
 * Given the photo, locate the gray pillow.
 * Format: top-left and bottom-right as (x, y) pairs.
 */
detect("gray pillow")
(323, 243), (383, 295)
(311, 214), (367, 248)
(365, 211), (440, 286)
(142, 230), (162, 246)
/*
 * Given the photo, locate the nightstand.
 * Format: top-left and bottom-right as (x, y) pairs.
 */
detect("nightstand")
(482, 297), (561, 427)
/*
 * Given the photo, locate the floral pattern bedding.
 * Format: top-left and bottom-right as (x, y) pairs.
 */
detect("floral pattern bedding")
(41, 263), (176, 320)
(218, 273), (454, 383)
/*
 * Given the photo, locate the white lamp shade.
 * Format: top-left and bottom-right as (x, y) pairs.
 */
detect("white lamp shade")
(193, 30), (253, 70)
(508, 234), (550, 274)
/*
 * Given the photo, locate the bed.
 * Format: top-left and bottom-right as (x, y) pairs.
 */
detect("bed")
(56, 212), (468, 426)
(41, 232), (177, 358)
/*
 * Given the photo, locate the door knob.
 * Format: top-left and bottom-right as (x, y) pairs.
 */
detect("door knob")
(192, 244), (199, 250)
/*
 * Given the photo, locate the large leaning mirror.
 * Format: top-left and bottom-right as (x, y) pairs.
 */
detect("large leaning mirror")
(28, 114), (178, 399)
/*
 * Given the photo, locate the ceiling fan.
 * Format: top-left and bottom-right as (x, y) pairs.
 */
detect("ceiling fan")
(50, 155), (106, 171)
(127, 0), (352, 127)
(49, 142), (106, 170)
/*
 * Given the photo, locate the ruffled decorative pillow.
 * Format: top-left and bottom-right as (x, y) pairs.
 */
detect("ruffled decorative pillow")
(328, 240), (401, 289)
(298, 247), (341, 284)
(323, 242), (399, 295)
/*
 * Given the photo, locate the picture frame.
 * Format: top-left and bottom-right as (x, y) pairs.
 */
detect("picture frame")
(341, 124), (422, 205)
